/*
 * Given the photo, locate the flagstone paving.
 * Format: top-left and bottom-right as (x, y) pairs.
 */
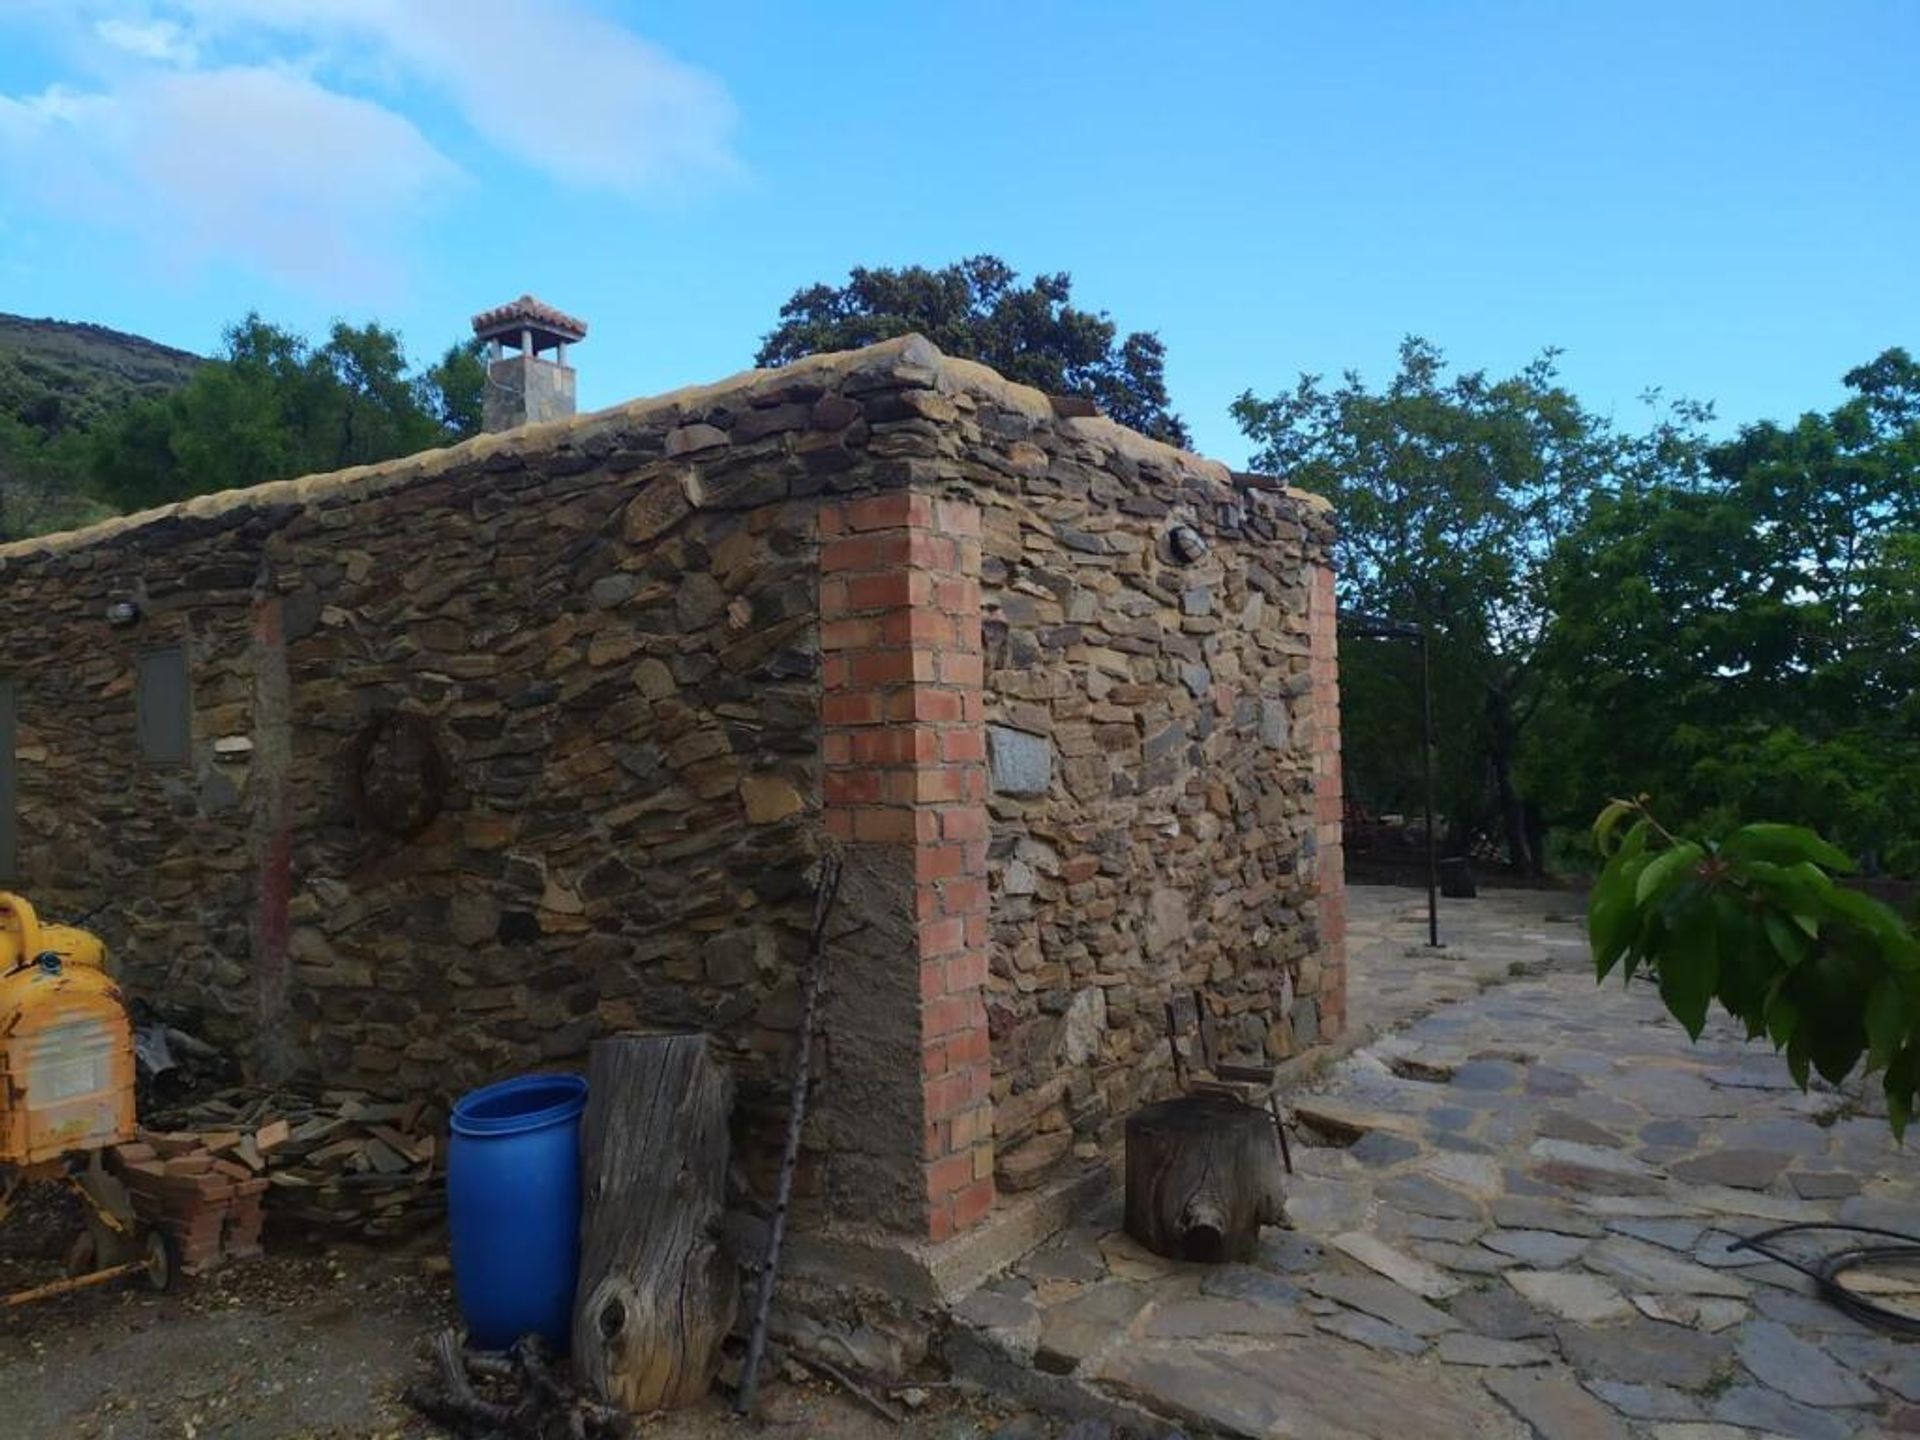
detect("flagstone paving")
(958, 886), (1920, 1439)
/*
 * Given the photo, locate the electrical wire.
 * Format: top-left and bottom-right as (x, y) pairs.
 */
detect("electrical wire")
(1726, 1221), (1920, 1337)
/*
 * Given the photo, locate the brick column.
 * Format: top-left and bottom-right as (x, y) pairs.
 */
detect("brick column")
(818, 492), (995, 1241)
(1307, 559), (1347, 1038)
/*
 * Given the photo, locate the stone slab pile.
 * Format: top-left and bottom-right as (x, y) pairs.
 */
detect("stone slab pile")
(150, 1085), (446, 1239)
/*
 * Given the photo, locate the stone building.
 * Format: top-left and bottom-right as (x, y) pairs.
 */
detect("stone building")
(0, 332), (1342, 1249)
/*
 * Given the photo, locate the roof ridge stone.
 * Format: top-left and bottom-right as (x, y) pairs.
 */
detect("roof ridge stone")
(0, 334), (1325, 562)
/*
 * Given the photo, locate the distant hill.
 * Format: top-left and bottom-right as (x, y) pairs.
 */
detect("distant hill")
(0, 315), (201, 539)
(0, 313), (202, 440)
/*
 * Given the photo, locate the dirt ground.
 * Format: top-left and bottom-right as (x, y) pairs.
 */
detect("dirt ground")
(0, 1223), (1038, 1440)
(0, 1230), (447, 1439)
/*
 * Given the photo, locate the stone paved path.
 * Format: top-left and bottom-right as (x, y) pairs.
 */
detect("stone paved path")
(956, 886), (1920, 1439)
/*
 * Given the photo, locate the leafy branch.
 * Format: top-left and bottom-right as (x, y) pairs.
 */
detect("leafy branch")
(1589, 798), (1920, 1136)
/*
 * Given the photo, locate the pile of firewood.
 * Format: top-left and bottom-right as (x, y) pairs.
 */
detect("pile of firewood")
(407, 1330), (634, 1440)
(148, 1086), (446, 1239)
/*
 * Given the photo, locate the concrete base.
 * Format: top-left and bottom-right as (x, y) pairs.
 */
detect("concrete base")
(784, 1157), (1119, 1310)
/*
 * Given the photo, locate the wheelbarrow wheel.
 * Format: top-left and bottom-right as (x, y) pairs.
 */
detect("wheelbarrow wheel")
(142, 1229), (179, 1293)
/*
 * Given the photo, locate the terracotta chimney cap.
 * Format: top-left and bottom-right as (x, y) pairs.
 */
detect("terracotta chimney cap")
(471, 294), (588, 348)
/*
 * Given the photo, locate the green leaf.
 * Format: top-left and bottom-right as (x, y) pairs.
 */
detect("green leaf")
(1765, 976), (1800, 1049)
(1658, 899), (1720, 1040)
(1886, 1043), (1916, 1142)
(1866, 977), (1906, 1072)
(1761, 912), (1807, 967)
(1710, 893), (1770, 1032)
(1616, 819), (1651, 866)
(1589, 874), (1637, 982)
(1800, 951), (1869, 1085)
(1788, 861), (1837, 895)
(1721, 823), (1857, 874)
(1593, 799), (1638, 856)
(1823, 885), (1913, 944)
(1635, 842), (1703, 905)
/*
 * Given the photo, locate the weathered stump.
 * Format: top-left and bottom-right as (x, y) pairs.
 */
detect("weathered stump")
(572, 1032), (735, 1413)
(1124, 1092), (1287, 1262)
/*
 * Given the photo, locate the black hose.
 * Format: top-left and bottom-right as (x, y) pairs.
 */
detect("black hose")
(1726, 1221), (1920, 1336)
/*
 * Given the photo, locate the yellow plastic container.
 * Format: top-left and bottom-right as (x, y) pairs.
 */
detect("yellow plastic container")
(0, 894), (135, 1165)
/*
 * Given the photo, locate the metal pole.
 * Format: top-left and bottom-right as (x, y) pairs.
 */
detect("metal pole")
(1420, 630), (1441, 948)
(735, 854), (845, 1417)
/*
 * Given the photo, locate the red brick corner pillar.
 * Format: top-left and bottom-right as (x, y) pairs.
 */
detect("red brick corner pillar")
(1308, 559), (1347, 1039)
(819, 492), (995, 1242)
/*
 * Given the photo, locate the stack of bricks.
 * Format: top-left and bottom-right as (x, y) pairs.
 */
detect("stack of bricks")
(1306, 558), (1347, 1037)
(107, 1131), (272, 1274)
(818, 491), (996, 1241)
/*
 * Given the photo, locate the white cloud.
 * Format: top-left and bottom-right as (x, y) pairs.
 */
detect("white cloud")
(172, 0), (739, 194)
(0, 65), (459, 288)
(0, 1), (738, 288)
(95, 16), (197, 65)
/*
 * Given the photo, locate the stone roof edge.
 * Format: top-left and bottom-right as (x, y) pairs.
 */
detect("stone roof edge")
(0, 334), (1321, 562)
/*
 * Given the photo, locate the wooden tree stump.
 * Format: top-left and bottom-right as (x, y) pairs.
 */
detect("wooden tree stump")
(1124, 1092), (1287, 1262)
(572, 1032), (735, 1413)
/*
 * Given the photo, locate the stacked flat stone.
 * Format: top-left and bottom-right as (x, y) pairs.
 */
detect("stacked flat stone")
(153, 1086), (445, 1239)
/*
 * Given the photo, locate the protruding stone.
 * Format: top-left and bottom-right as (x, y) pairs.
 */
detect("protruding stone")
(623, 476), (692, 542)
(987, 726), (1052, 797)
(739, 774), (804, 824)
(665, 423), (730, 457)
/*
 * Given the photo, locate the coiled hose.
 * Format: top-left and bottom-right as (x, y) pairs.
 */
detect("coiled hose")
(1729, 1221), (1920, 1336)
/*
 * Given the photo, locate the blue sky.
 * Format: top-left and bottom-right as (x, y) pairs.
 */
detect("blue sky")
(2, 1), (1915, 463)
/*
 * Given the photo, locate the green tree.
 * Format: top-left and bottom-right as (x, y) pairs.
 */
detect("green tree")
(90, 314), (471, 512)
(417, 340), (487, 440)
(1233, 337), (1703, 872)
(0, 413), (105, 541)
(1537, 349), (1920, 871)
(756, 255), (1191, 447)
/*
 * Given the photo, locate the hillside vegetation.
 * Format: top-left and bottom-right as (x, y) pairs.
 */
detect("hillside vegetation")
(0, 314), (202, 538)
(0, 314), (202, 433)
(0, 312), (482, 541)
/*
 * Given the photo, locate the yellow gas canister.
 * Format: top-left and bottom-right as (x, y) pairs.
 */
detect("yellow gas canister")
(0, 893), (135, 1165)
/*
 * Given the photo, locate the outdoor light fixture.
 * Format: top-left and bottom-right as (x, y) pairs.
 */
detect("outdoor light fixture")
(104, 599), (142, 627)
(1168, 524), (1209, 564)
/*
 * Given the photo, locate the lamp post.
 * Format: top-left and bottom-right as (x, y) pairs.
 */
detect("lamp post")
(1339, 612), (1442, 949)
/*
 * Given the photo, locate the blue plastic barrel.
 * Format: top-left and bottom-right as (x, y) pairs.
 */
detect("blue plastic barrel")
(448, 1072), (589, 1351)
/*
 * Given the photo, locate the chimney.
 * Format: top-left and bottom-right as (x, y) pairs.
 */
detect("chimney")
(471, 294), (588, 432)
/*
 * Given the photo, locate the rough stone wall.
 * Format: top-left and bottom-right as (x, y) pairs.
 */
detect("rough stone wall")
(0, 522), (263, 1013)
(960, 442), (1339, 1194)
(0, 371), (856, 1199)
(0, 335), (1339, 1239)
